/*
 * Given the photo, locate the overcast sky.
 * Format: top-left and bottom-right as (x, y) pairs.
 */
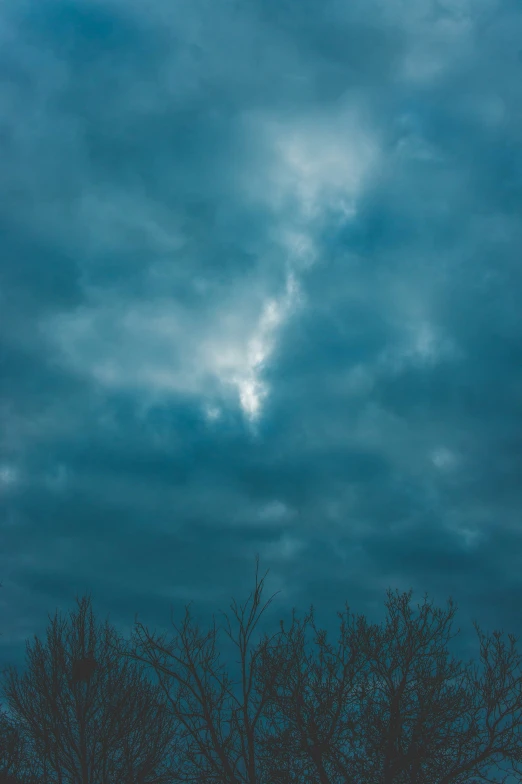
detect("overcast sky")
(1, 0), (522, 671)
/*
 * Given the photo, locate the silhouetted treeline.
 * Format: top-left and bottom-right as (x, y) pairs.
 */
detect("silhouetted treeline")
(2, 556), (522, 783)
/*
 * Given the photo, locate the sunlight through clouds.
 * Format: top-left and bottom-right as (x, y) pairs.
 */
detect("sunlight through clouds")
(230, 273), (302, 422)
(44, 270), (303, 425)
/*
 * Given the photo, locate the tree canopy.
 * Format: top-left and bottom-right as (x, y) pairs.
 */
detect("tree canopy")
(2, 559), (522, 783)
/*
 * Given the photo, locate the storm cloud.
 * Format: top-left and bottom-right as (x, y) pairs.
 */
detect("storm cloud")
(1, 0), (522, 668)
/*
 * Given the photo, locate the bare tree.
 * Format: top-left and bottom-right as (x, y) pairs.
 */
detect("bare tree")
(0, 583), (34, 783)
(1, 594), (184, 784)
(257, 587), (522, 783)
(0, 707), (43, 783)
(116, 557), (522, 784)
(113, 556), (284, 784)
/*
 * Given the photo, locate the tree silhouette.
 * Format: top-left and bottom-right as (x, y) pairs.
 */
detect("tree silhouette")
(1, 594), (184, 784)
(0, 583), (33, 783)
(114, 556), (522, 784)
(256, 587), (522, 783)
(113, 556), (284, 784)
(3, 564), (522, 782)
(0, 707), (41, 784)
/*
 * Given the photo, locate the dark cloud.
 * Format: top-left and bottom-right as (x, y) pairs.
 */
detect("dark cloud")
(1, 0), (522, 691)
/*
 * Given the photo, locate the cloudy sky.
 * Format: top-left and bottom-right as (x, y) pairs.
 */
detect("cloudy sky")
(1, 0), (522, 671)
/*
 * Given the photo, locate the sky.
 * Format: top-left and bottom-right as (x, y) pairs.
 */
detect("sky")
(1, 0), (522, 679)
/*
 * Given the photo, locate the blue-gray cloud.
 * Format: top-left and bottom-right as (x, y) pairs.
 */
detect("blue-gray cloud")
(1, 0), (522, 675)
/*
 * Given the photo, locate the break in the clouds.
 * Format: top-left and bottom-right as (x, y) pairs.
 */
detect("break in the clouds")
(1, 0), (522, 668)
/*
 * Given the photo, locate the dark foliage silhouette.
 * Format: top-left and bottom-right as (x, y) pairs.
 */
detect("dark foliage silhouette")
(1, 594), (183, 784)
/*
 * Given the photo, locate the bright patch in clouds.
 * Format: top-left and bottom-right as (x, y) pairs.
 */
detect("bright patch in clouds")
(203, 404), (221, 422)
(246, 109), (379, 226)
(431, 447), (460, 470)
(258, 500), (295, 523)
(231, 274), (301, 421)
(44, 270), (302, 423)
(0, 465), (18, 489)
(39, 106), (378, 426)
